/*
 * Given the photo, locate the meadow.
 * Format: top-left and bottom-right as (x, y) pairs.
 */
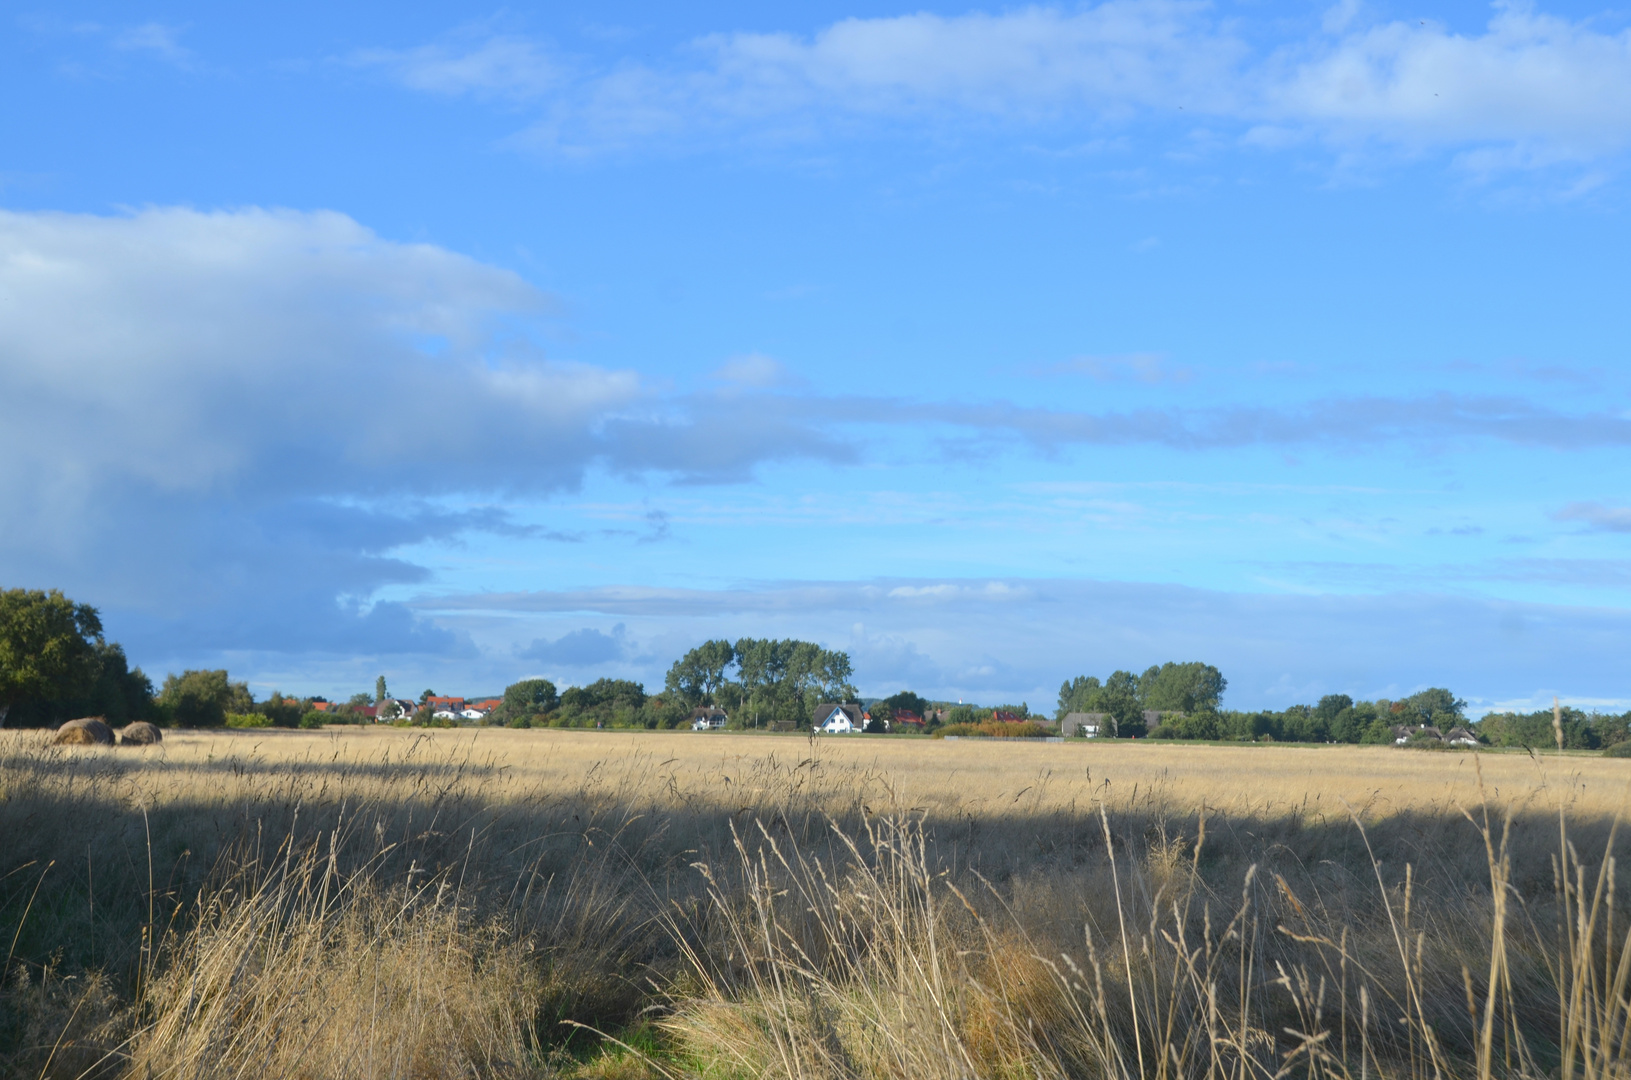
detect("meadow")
(3, 727), (1629, 1079)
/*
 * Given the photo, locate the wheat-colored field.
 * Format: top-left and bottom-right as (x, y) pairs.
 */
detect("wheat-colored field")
(4, 727), (1630, 1079)
(71, 725), (1630, 818)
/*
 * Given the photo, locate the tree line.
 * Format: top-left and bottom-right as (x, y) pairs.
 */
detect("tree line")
(9, 586), (1631, 744)
(487, 638), (862, 730)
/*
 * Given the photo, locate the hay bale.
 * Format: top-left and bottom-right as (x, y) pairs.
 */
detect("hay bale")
(54, 717), (114, 746)
(119, 721), (163, 746)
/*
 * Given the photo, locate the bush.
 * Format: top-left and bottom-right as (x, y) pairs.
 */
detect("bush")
(224, 713), (271, 728)
(261, 694), (304, 728)
(1605, 741), (1631, 758)
(299, 711), (326, 729)
(932, 721), (1049, 739)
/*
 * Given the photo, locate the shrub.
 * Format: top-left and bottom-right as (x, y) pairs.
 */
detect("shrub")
(261, 693), (303, 728)
(1605, 741), (1631, 758)
(224, 713), (271, 728)
(298, 710), (325, 729)
(932, 720), (1049, 739)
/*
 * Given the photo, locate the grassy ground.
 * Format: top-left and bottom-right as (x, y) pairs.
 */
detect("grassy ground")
(3, 726), (1629, 1078)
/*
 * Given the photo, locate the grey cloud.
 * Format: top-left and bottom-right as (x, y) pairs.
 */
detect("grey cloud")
(1258, 557), (1631, 591)
(517, 624), (628, 666)
(1555, 502), (1631, 533)
(1041, 353), (1193, 384)
(914, 393), (1631, 452)
(0, 207), (848, 660)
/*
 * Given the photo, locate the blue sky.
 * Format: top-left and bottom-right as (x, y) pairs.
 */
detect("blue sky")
(3, 0), (1630, 712)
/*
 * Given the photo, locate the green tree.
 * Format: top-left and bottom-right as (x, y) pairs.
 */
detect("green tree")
(375, 675), (388, 704)
(1056, 675), (1103, 719)
(81, 642), (157, 725)
(159, 669), (253, 728)
(1398, 688), (1465, 723)
(260, 691), (303, 728)
(0, 587), (105, 727)
(665, 640), (736, 707)
(1315, 694), (1354, 723)
(497, 678), (558, 726)
(881, 690), (928, 718)
(1139, 662), (1227, 713)
(1101, 670), (1145, 737)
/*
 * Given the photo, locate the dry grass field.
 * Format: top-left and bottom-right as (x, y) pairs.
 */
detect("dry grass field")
(4, 726), (1630, 1079)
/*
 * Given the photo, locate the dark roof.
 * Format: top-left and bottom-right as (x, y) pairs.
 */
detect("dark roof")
(813, 703), (862, 724)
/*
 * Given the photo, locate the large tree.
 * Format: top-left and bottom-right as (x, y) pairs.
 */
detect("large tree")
(158, 669), (253, 728)
(1057, 675), (1104, 719)
(496, 678), (558, 726)
(1139, 662), (1228, 713)
(665, 639), (736, 707)
(1100, 670), (1146, 737)
(0, 588), (105, 727)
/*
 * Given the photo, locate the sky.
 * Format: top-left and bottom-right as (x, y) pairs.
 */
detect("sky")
(2, 0), (1630, 714)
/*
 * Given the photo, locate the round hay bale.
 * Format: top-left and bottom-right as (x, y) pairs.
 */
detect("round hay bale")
(119, 721), (163, 746)
(54, 717), (114, 746)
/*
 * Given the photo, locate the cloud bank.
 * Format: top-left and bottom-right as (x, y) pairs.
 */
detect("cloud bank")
(4, 205), (1626, 674)
(421, 577), (1631, 710)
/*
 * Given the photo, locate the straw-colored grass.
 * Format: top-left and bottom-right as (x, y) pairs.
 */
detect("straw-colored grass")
(3, 726), (1630, 1079)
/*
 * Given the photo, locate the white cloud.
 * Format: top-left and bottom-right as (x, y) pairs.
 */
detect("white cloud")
(691, 2), (1241, 117)
(0, 207), (844, 656)
(709, 352), (799, 387)
(111, 23), (191, 64)
(0, 207), (633, 503)
(351, 34), (564, 100)
(1274, 6), (1631, 160)
(377, 3), (1631, 168)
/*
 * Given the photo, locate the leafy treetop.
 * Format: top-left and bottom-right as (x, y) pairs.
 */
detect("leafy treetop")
(0, 588), (105, 727)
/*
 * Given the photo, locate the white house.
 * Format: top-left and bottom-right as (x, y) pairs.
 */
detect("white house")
(690, 707), (728, 731)
(1061, 712), (1106, 738)
(814, 703), (864, 733)
(375, 698), (415, 722)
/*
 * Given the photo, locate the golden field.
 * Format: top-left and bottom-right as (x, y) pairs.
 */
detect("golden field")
(3, 726), (1630, 1079)
(47, 724), (1628, 818)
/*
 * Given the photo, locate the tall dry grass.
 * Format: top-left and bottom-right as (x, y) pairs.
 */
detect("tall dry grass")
(2, 728), (1629, 1078)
